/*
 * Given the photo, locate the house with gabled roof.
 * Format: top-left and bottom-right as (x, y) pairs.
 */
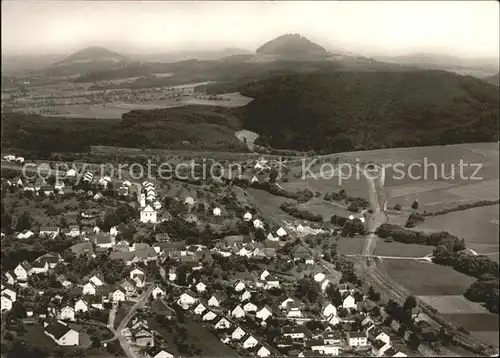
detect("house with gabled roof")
(151, 286), (165, 300)
(14, 262), (32, 281)
(31, 260), (50, 274)
(208, 291), (227, 307)
(242, 334), (259, 349)
(256, 343), (273, 357)
(202, 310), (217, 322)
(239, 290), (252, 302)
(256, 305), (274, 321)
(111, 287), (126, 302)
(243, 302), (258, 313)
(177, 291), (197, 309)
(282, 326), (312, 340)
(44, 320), (79, 346)
(234, 280), (246, 292)
(214, 317), (231, 330)
(193, 302), (207, 315)
(231, 305), (246, 319)
(82, 282), (97, 296)
(346, 331), (367, 347)
(232, 326), (246, 340)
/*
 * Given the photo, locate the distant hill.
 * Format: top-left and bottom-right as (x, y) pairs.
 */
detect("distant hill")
(239, 71), (499, 152)
(53, 47), (128, 65)
(44, 47), (129, 77)
(483, 72), (499, 86)
(256, 34), (329, 59)
(127, 48), (251, 62)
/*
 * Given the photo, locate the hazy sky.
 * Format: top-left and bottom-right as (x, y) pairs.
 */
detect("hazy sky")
(2, 1), (499, 58)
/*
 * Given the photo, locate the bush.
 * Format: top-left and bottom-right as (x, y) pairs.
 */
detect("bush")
(393, 204), (402, 211)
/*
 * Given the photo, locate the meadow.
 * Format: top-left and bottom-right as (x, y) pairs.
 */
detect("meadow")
(412, 204), (499, 259)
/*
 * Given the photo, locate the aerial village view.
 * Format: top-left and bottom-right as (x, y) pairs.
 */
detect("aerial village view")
(1, 1), (499, 358)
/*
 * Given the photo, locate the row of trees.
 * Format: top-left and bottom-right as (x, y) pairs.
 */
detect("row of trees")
(376, 224), (466, 251)
(280, 202), (323, 222)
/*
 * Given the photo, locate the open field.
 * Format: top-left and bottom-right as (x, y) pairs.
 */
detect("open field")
(337, 237), (434, 257)
(380, 259), (477, 296)
(412, 204), (499, 257)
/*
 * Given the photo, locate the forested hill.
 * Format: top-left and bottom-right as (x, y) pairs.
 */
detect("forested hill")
(239, 71), (499, 153)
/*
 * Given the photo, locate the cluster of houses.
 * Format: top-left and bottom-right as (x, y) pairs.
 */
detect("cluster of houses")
(169, 266), (409, 357)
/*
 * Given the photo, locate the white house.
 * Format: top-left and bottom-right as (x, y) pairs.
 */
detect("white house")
(234, 280), (246, 292)
(264, 277), (280, 290)
(214, 317), (231, 330)
(1, 288), (16, 304)
(177, 292), (197, 309)
(151, 286), (165, 300)
(259, 270), (270, 281)
(140, 205), (157, 224)
(253, 219), (264, 229)
(82, 282), (97, 296)
(256, 344), (272, 358)
(65, 168), (77, 177)
(208, 293), (225, 307)
(130, 268), (145, 280)
(322, 303), (337, 318)
(267, 233), (279, 241)
(195, 282), (207, 293)
(89, 274), (104, 287)
(231, 326), (246, 340)
(276, 227), (287, 237)
(280, 298), (295, 310)
(74, 299), (89, 313)
(193, 302), (207, 315)
(327, 314), (341, 326)
(58, 306), (76, 321)
(4, 272), (16, 286)
(153, 350), (174, 358)
(310, 341), (340, 356)
(111, 288), (126, 302)
(242, 335), (259, 349)
(230, 305), (246, 319)
(44, 320), (79, 346)
(14, 263), (32, 281)
(320, 279), (331, 292)
(313, 272), (326, 283)
(243, 212), (252, 221)
(213, 207), (222, 216)
(1, 295), (13, 312)
(347, 332), (367, 347)
(342, 295), (357, 310)
(282, 326), (311, 340)
(239, 290), (252, 302)
(243, 302), (258, 313)
(256, 306), (273, 321)
(202, 310), (217, 322)
(31, 260), (49, 275)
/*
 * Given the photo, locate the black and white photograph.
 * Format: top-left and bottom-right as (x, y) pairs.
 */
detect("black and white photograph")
(1, 1), (499, 357)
